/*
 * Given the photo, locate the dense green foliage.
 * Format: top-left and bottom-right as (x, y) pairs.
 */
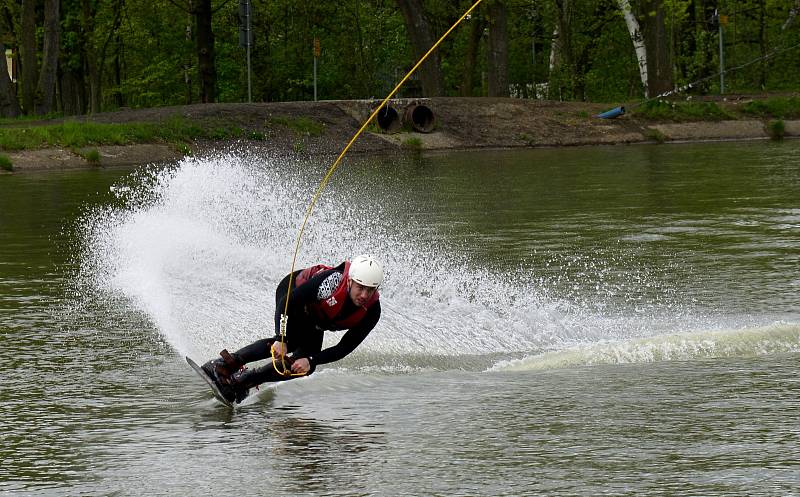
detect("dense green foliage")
(0, 0), (798, 115)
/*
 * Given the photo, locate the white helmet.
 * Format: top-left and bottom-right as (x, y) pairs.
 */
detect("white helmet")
(349, 255), (384, 288)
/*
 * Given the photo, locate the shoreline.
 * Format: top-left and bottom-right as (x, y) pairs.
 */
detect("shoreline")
(1, 98), (798, 173)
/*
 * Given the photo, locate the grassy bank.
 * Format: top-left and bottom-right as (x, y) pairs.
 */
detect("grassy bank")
(0, 112), (335, 152)
(632, 96), (800, 121)
(0, 116), (245, 151)
(0, 96), (796, 155)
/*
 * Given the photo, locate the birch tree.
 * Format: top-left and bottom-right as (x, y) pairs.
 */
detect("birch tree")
(0, 14), (20, 117)
(617, 0), (649, 95)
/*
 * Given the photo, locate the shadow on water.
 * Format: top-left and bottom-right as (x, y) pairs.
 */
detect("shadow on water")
(257, 409), (387, 491)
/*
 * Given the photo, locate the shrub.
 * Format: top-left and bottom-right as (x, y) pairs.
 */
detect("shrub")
(402, 137), (423, 150)
(643, 128), (666, 143)
(0, 154), (12, 171)
(767, 120), (785, 140)
(84, 148), (101, 164)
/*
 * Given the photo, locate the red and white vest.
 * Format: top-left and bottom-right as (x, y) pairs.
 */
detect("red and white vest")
(295, 261), (380, 328)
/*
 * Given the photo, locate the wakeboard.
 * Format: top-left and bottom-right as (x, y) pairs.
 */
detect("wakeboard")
(186, 356), (233, 407)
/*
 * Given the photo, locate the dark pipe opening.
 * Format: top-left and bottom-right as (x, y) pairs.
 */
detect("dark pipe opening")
(404, 104), (436, 133)
(375, 106), (402, 133)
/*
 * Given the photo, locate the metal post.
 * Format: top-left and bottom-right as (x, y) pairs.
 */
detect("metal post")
(716, 9), (725, 94)
(531, 34), (535, 97)
(530, 6), (537, 98)
(313, 38), (320, 101)
(246, 0), (252, 103)
(239, 0), (252, 102)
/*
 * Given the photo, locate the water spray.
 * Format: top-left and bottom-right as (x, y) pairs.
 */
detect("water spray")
(273, 0), (487, 375)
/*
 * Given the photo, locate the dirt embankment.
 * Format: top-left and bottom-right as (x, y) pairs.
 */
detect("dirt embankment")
(2, 97), (798, 173)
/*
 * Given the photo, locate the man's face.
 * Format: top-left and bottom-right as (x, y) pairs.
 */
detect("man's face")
(348, 279), (377, 306)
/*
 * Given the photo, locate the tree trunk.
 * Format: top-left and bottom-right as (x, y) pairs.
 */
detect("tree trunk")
(82, 0), (101, 113)
(91, 0), (125, 112)
(548, 26), (560, 76)
(184, 6), (193, 104)
(487, 1), (509, 97)
(783, 0), (800, 30)
(60, 69), (85, 116)
(395, 0), (444, 97)
(354, 1), (366, 83)
(640, 0), (672, 97)
(573, 1), (616, 101)
(0, 28), (21, 117)
(461, 17), (485, 96)
(36, 0), (60, 115)
(114, 32), (124, 108)
(617, 0), (648, 96)
(694, 0), (716, 93)
(20, 0), (36, 114)
(196, 0), (217, 103)
(550, 0), (574, 99)
(759, 0), (767, 88)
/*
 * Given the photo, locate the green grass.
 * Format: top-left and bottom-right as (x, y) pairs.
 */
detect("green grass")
(81, 148), (101, 164)
(0, 153), (12, 171)
(0, 116), (219, 151)
(633, 100), (736, 121)
(518, 132), (533, 145)
(643, 128), (667, 143)
(401, 137), (423, 150)
(268, 116), (325, 136)
(740, 97), (800, 119)
(201, 125), (246, 141)
(0, 112), (63, 126)
(766, 120), (785, 140)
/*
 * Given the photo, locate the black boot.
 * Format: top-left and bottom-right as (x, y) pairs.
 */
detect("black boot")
(201, 349), (243, 385)
(200, 349), (245, 404)
(228, 363), (293, 404)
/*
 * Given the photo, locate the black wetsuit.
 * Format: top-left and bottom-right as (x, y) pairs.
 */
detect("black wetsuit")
(231, 262), (381, 383)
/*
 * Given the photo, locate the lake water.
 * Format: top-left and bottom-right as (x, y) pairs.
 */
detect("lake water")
(1, 141), (798, 496)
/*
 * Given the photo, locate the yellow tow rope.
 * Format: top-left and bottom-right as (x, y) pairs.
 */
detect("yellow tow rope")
(272, 0), (486, 376)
